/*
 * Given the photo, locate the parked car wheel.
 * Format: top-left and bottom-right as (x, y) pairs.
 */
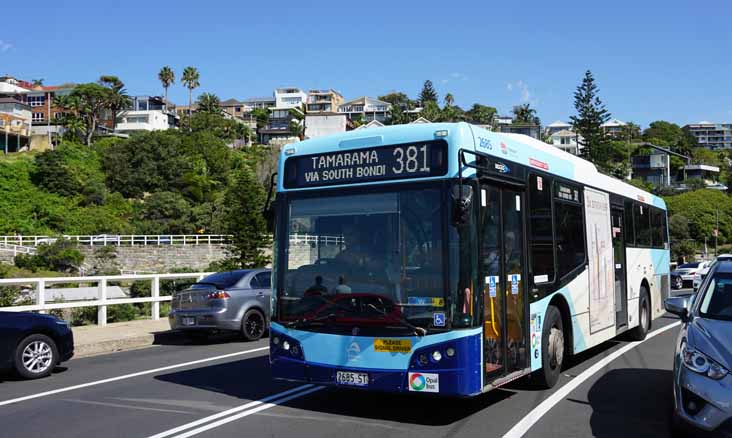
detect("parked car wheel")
(241, 309), (266, 341)
(627, 286), (650, 341)
(14, 334), (58, 379)
(533, 305), (564, 388)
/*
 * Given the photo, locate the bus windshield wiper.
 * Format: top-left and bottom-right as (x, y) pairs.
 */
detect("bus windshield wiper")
(287, 312), (336, 329)
(366, 303), (427, 337)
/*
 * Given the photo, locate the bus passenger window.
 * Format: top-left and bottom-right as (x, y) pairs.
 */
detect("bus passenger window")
(634, 203), (651, 246)
(651, 208), (665, 249)
(624, 201), (635, 246)
(528, 174), (555, 284)
(554, 201), (586, 278)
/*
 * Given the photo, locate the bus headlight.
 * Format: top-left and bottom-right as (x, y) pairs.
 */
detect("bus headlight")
(445, 347), (456, 357)
(418, 354), (429, 366)
(432, 350), (442, 362)
(272, 336), (280, 346)
(282, 340), (291, 351)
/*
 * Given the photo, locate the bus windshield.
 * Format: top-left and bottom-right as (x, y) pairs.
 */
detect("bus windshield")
(278, 187), (446, 331)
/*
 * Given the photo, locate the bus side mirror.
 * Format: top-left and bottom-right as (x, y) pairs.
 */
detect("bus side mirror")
(451, 185), (473, 226)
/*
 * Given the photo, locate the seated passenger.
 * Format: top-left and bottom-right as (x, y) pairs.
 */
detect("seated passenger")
(334, 275), (352, 294)
(304, 275), (328, 296)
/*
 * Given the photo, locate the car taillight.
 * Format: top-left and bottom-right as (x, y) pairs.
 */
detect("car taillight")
(207, 291), (231, 300)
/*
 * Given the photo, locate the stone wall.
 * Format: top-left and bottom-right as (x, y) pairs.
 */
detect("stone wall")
(80, 245), (231, 273)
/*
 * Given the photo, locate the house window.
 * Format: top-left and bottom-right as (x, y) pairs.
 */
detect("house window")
(54, 112), (66, 119)
(28, 95), (46, 107)
(32, 112), (45, 122)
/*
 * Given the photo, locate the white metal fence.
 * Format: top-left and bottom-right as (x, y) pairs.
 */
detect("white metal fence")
(0, 235), (232, 247)
(0, 242), (36, 255)
(0, 272), (212, 326)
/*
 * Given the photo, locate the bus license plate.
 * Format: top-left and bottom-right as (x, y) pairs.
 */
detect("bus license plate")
(336, 371), (368, 387)
(182, 317), (195, 326)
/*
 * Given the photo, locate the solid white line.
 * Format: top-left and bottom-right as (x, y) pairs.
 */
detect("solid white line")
(170, 386), (325, 438)
(0, 346), (269, 407)
(502, 321), (681, 438)
(144, 385), (319, 438)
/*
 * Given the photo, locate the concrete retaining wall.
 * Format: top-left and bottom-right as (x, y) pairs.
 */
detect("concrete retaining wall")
(81, 245), (231, 273)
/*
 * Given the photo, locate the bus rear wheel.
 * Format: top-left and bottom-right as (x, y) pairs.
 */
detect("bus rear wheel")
(535, 305), (564, 389)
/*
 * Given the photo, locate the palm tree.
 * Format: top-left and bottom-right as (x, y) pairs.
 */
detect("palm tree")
(444, 93), (454, 107)
(98, 75), (131, 131)
(196, 92), (222, 114)
(158, 66), (175, 111)
(31, 79), (44, 87)
(181, 66), (200, 120)
(512, 103), (537, 124)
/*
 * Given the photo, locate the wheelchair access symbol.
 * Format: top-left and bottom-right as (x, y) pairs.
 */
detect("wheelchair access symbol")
(433, 312), (446, 327)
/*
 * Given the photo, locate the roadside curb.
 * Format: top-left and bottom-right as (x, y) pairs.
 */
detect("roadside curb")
(70, 319), (179, 358)
(73, 330), (180, 358)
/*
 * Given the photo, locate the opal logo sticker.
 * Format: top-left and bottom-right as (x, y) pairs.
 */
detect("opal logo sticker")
(408, 372), (439, 392)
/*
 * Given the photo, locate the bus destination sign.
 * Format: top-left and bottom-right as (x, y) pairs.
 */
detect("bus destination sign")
(284, 140), (448, 188)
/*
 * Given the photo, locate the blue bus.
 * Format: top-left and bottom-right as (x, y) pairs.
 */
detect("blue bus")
(268, 122), (669, 396)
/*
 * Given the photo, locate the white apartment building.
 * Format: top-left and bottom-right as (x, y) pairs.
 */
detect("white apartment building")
(304, 113), (348, 138)
(274, 87), (307, 109)
(115, 96), (178, 133)
(601, 118), (627, 138)
(338, 96), (391, 122)
(684, 122), (732, 150)
(545, 120), (572, 136)
(549, 129), (584, 155)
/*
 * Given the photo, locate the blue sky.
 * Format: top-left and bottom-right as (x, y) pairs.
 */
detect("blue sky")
(2, 0), (730, 127)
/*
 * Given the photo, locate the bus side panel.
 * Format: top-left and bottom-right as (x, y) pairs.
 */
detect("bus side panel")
(530, 270), (625, 372)
(625, 247), (669, 325)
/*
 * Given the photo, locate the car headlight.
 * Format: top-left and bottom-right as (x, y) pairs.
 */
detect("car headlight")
(682, 342), (728, 380)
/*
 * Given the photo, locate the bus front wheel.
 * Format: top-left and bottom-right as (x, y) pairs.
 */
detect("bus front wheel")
(535, 305), (564, 388)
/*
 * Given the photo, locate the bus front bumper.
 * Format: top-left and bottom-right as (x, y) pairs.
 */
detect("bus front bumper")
(268, 328), (483, 396)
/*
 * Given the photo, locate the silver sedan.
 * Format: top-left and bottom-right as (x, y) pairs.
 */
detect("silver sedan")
(665, 261), (732, 436)
(169, 269), (271, 341)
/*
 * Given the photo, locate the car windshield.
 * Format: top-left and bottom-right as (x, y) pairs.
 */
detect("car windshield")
(192, 270), (251, 289)
(277, 188), (445, 330)
(699, 274), (732, 321)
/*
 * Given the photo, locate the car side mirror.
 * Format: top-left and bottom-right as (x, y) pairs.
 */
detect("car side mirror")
(451, 184), (473, 226)
(664, 296), (690, 322)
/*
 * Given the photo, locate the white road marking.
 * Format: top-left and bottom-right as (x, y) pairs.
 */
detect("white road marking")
(145, 385), (323, 438)
(61, 398), (194, 414)
(502, 321), (681, 438)
(0, 346), (269, 407)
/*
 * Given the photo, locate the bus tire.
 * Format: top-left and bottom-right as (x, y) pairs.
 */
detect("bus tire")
(535, 305), (564, 389)
(627, 286), (650, 341)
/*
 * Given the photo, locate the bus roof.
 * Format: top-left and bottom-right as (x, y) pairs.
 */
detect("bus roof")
(277, 122), (665, 210)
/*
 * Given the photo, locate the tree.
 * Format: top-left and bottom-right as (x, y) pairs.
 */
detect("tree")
(444, 93), (454, 107)
(181, 66), (200, 123)
(196, 92), (222, 114)
(512, 103), (538, 124)
(55, 83), (113, 145)
(419, 80), (438, 105)
(15, 240), (84, 273)
(98, 75), (131, 131)
(158, 66), (175, 111)
(420, 101), (442, 122)
(288, 108), (305, 140)
(31, 79), (44, 87)
(135, 191), (193, 234)
(643, 121), (697, 155)
(378, 92), (415, 110)
(570, 70), (611, 163)
(102, 131), (189, 197)
(222, 167), (271, 268)
(466, 104), (497, 125)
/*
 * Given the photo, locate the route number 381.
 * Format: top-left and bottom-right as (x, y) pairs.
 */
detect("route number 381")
(392, 145), (430, 174)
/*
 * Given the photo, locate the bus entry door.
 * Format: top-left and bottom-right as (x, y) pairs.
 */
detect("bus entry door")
(480, 184), (527, 382)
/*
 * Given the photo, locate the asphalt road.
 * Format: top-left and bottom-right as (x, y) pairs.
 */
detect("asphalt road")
(0, 295), (690, 438)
